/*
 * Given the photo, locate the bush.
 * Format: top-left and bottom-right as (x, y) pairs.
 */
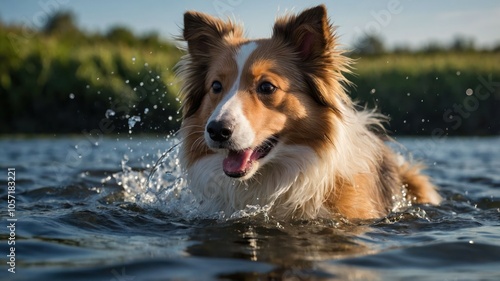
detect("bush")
(0, 24), (183, 134)
(348, 53), (500, 135)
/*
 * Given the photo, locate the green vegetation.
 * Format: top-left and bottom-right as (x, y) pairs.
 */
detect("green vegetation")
(349, 52), (500, 135)
(1, 12), (499, 135)
(1, 12), (183, 134)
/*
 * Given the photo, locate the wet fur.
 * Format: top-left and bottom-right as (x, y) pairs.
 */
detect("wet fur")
(176, 5), (441, 220)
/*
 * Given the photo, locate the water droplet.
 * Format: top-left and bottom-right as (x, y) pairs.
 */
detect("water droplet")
(105, 109), (116, 118)
(69, 93), (75, 99)
(168, 116), (173, 121)
(125, 80), (129, 84)
(456, 71), (461, 76)
(153, 105), (158, 109)
(407, 93), (411, 96)
(96, 77), (100, 81)
(421, 119), (425, 123)
(144, 62), (149, 67)
(132, 57), (136, 61)
(405, 76), (409, 80)
(466, 88), (473, 96)
(144, 108), (149, 114)
(140, 82), (144, 86)
(403, 120), (407, 124)
(469, 240), (474, 244)
(370, 89), (376, 94)
(128, 115), (141, 130)
(86, 85), (90, 89)
(435, 77), (439, 80)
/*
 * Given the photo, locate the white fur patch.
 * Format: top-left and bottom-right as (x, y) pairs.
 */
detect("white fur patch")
(186, 143), (328, 218)
(205, 42), (258, 150)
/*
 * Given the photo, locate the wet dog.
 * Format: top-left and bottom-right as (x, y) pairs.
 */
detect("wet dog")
(176, 5), (441, 220)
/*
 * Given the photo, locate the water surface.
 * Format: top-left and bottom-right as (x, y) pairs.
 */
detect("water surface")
(1, 136), (499, 280)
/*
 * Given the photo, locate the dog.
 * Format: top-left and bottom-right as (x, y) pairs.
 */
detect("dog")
(175, 5), (441, 220)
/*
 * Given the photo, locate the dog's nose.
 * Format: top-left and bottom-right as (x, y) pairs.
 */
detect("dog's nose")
(207, 120), (232, 142)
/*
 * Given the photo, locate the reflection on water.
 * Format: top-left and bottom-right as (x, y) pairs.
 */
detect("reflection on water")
(0, 137), (499, 280)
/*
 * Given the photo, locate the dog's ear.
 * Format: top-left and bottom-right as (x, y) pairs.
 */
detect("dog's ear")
(272, 5), (350, 113)
(272, 5), (333, 60)
(180, 12), (243, 118)
(183, 11), (241, 56)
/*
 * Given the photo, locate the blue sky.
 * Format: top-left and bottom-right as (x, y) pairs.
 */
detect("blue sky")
(1, 0), (500, 49)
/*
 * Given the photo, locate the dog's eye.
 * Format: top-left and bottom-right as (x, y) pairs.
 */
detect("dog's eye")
(211, 81), (223, 94)
(257, 82), (277, 95)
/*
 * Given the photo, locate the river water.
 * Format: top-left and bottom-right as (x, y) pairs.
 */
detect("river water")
(1, 136), (499, 280)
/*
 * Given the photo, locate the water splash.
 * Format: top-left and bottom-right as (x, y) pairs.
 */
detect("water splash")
(111, 142), (202, 219)
(146, 142), (180, 188)
(110, 140), (278, 221)
(110, 140), (423, 223)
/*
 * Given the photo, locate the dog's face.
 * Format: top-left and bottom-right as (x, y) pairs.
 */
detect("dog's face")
(179, 5), (350, 180)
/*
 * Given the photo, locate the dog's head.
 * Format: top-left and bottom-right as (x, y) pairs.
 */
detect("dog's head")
(178, 5), (351, 180)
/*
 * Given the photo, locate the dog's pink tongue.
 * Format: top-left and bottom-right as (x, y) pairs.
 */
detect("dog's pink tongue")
(223, 149), (254, 176)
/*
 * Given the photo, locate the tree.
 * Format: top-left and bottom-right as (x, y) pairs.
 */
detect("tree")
(141, 32), (161, 47)
(352, 34), (385, 55)
(43, 11), (79, 35)
(106, 26), (136, 46)
(421, 41), (446, 54)
(493, 42), (500, 53)
(450, 36), (475, 52)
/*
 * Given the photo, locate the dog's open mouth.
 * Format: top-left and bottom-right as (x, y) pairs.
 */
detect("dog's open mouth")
(222, 136), (279, 178)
